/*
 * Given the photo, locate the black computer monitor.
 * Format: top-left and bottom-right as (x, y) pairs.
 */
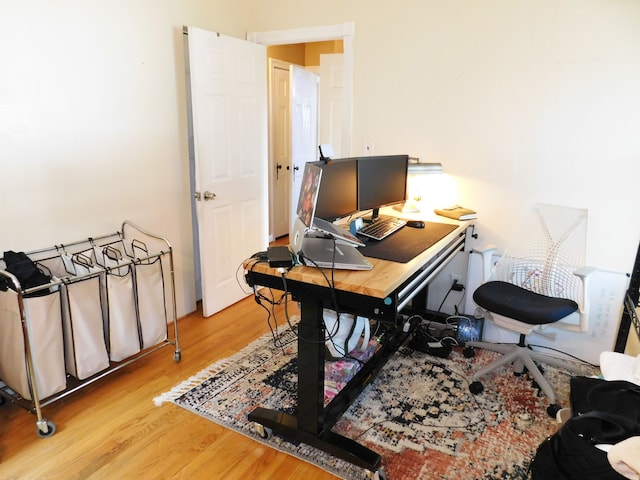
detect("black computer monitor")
(357, 154), (409, 220)
(311, 157), (359, 221)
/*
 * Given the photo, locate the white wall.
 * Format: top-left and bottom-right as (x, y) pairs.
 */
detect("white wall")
(248, 0), (640, 275)
(0, 0), (249, 317)
(2, 1), (639, 320)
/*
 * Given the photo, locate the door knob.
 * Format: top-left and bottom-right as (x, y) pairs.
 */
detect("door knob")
(203, 191), (216, 201)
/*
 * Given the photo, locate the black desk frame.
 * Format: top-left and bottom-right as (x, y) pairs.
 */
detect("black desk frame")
(245, 229), (467, 473)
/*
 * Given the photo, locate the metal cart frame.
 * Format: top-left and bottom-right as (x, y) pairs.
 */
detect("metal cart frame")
(0, 221), (181, 437)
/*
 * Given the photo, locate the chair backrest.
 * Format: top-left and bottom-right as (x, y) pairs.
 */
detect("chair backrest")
(491, 203), (588, 304)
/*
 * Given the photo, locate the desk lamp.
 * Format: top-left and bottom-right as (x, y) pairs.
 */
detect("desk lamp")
(396, 157), (444, 213)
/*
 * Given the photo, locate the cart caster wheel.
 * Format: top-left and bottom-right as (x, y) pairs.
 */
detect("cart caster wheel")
(469, 381), (484, 395)
(254, 423), (273, 440)
(174, 351), (182, 362)
(367, 467), (388, 480)
(36, 420), (56, 438)
(463, 347), (475, 358)
(546, 403), (562, 419)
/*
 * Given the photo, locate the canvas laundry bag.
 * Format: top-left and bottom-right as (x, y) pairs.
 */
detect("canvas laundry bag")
(90, 246), (140, 362)
(323, 308), (370, 360)
(0, 287), (66, 400)
(39, 254), (111, 380)
(130, 239), (168, 349)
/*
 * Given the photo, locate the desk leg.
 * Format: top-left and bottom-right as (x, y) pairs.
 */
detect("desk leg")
(248, 297), (383, 472)
(297, 298), (325, 434)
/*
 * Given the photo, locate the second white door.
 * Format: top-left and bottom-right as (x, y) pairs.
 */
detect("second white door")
(289, 66), (319, 235)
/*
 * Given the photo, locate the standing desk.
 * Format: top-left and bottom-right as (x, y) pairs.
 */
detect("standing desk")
(243, 219), (472, 474)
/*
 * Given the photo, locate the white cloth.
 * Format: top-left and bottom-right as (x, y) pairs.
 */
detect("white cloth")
(600, 352), (640, 386)
(607, 436), (640, 480)
(322, 309), (370, 358)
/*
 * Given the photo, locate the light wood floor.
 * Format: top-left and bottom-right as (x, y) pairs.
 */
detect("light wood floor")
(0, 293), (339, 479)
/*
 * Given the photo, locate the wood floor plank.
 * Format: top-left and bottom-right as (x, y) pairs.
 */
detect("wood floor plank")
(0, 295), (338, 480)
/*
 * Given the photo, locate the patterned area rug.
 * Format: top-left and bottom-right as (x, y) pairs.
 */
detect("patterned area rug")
(154, 323), (595, 479)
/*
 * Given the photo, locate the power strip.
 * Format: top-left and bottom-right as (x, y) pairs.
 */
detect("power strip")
(423, 322), (458, 339)
(408, 324), (454, 358)
(420, 316), (484, 345)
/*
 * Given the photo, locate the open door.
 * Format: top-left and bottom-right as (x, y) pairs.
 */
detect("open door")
(319, 53), (344, 158)
(289, 66), (319, 235)
(185, 26), (268, 317)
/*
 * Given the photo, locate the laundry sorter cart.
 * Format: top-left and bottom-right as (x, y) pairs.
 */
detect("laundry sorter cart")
(0, 221), (181, 437)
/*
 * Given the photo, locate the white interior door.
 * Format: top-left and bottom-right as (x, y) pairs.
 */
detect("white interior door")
(319, 53), (344, 158)
(269, 60), (291, 239)
(289, 66), (319, 235)
(186, 26), (268, 317)
(248, 22), (354, 159)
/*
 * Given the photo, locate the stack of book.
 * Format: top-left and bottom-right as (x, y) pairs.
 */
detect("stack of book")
(434, 205), (477, 220)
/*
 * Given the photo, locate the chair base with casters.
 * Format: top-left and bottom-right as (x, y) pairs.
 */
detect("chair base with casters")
(464, 333), (585, 418)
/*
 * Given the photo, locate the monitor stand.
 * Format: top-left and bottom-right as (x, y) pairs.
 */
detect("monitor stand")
(364, 208), (399, 224)
(362, 208), (380, 224)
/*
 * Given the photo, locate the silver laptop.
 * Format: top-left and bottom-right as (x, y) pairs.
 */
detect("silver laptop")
(290, 163), (372, 271)
(311, 217), (365, 247)
(299, 236), (373, 270)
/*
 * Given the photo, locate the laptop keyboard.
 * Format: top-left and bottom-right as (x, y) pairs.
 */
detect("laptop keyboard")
(358, 217), (407, 240)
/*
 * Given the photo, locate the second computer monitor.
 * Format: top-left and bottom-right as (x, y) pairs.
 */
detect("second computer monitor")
(311, 157), (359, 221)
(357, 154), (409, 219)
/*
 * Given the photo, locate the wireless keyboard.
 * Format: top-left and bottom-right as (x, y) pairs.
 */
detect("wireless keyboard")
(358, 217), (407, 240)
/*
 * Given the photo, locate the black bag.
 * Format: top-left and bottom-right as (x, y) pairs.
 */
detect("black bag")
(570, 376), (640, 421)
(2, 250), (52, 296)
(530, 411), (640, 480)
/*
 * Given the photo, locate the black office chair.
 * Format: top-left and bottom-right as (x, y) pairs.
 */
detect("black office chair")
(465, 203), (594, 417)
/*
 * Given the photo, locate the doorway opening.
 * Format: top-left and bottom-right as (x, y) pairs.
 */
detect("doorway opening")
(267, 41), (344, 240)
(248, 22), (355, 242)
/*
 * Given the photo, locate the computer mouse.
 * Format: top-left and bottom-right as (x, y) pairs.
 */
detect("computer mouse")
(406, 220), (425, 228)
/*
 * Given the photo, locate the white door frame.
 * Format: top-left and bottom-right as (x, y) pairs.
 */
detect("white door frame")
(268, 59), (292, 239)
(247, 22), (354, 158)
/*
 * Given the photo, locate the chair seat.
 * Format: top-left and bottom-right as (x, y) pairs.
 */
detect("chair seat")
(473, 281), (578, 325)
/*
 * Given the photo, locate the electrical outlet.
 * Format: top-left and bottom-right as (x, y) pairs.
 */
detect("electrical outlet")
(451, 274), (464, 291)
